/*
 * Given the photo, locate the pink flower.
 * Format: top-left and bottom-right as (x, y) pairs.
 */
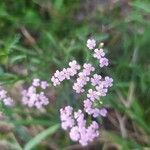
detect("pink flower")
(3, 97), (14, 106)
(103, 76), (113, 88)
(83, 99), (93, 115)
(69, 126), (80, 141)
(62, 68), (71, 80)
(73, 63), (95, 93)
(87, 89), (99, 101)
(21, 79), (49, 109)
(84, 99), (107, 118)
(60, 106), (75, 130)
(99, 108), (108, 117)
(91, 74), (102, 86)
(54, 70), (66, 81)
(0, 88), (14, 107)
(61, 107), (100, 146)
(83, 63), (95, 75)
(93, 48), (105, 59)
(51, 60), (81, 86)
(86, 121), (99, 141)
(32, 78), (40, 87)
(51, 76), (60, 86)
(52, 38), (113, 146)
(86, 39), (96, 50)
(41, 81), (49, 89)
(96, 84), (108, 97)
(0, 89), (7, 99)
(99, 57), (109, 67)
(69, 60), (81, 70)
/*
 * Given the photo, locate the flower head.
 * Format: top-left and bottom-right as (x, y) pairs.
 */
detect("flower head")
(52, 38), (113, 146)
(21, 79), (49, 109)
(51, 60), (81, 86)
(60, 106), (75, 130)
(60, 107), (100, 146)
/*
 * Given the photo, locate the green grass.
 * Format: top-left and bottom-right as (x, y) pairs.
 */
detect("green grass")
(0, 0), (150, 149)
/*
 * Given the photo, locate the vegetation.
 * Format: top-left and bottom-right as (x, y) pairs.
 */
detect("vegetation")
(0, 0), (150, 149)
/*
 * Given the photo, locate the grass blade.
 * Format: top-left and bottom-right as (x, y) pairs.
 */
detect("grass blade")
(24, 124), (60, 150)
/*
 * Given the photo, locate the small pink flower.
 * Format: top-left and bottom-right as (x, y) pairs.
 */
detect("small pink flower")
(69, 60), (81, 70)
(86, 39), (96, 50)
(99, 57), (109, 67)
(41, 81), (49, 89)
(96, 84), (108, 97)
(69, 126), (80, 141)
(87, 89), (99, 101)
(63, 68), (71, 80)
(32, 78), (40, 87)
(0, 89), (7, 99)
(99, 108), (108, 117)
(93, 48), (105, 59)
(3, 97), (14, 106)
(91, 74), (102, 86)
(83, 63), (95, 75)
(103, 76), (113, 88)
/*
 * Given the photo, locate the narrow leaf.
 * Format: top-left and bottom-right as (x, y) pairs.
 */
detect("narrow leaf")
(24, 124), (60, 150)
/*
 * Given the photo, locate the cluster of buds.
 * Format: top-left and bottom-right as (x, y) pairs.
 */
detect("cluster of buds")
(21, 79), (49, 109)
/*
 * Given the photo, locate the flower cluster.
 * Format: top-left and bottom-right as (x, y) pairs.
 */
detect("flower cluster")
(51, 38), (113, 146)
(73, 63), (95, 93)
(91, 42), (108, 67)
(0, 37), (113, 147)
(84, 99), (107, 118)
(0, 88), (14, 106)
(21, 79), (49, 109)
(51, 60), (80, 86)
(88, 75), (113, 101)
(84, 75), (113, 118)
(60, 106), (75, 130)
(60, 107), (99, 146)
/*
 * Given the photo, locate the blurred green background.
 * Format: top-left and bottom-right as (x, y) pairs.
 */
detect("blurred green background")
(0, 0), (150, 150)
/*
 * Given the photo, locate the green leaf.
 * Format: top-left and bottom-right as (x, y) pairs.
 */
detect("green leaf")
(10, 55), (26, 64)
(9, 119), (53, 126)
(46, 33), (58, 48)
(5, 35), (20, 53)
(24, 124), (60, 150)
(130, 1), (150, 13)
